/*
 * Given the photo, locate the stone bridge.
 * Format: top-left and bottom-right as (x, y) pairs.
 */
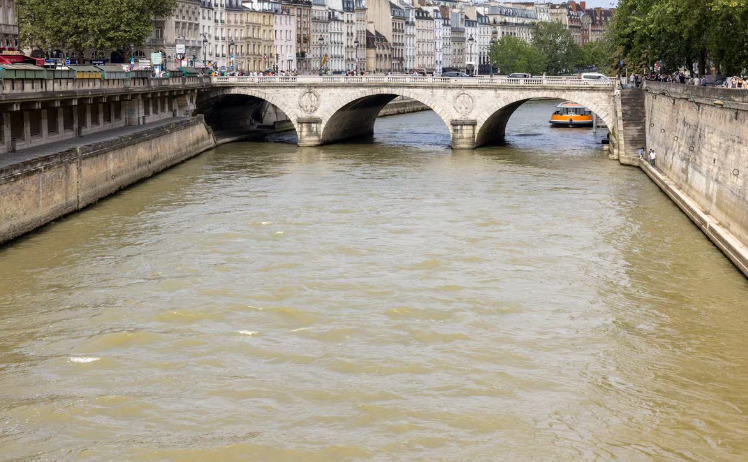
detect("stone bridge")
(199, 75), (636, 164)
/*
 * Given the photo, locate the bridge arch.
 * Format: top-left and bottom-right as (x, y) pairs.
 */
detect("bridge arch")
(196, 87), (300, 135)
(319, 87), (452, 145)
(474, 89), (615, 147)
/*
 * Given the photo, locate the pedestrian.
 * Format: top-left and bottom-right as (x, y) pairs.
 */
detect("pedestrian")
(649, 149), (656, 167)
(638, 147), (644, 158)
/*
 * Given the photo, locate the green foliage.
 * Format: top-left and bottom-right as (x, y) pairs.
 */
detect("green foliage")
(532, 21), (580, 74)
(490, 36), (546, 75)
(576, 38), (615, 73)
(489, 23), (612, 75)
(17, 0), (177, 57)
(610, 0), (748, 75)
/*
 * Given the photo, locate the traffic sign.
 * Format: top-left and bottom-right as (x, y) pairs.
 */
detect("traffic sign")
(231, 65), (234, 70)
(231, 54), (235, 60)
(65, 59), (70, 65)
(176, 44), (185, 54)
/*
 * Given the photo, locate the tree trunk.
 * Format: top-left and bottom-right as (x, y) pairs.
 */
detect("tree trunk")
(698, 47), (707, 77)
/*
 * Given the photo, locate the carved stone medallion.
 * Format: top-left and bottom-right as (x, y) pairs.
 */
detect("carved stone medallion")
(453, 92), (474, 116)
(298, 90), (320, 114)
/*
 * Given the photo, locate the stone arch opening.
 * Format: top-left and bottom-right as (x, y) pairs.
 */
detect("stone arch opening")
(475, 91), (615, 148)
(196, 92), (298, 139)
(320, 90), (450, 145)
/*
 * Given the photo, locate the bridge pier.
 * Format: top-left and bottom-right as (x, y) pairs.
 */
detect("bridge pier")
(297, 117), (323, 147)
(451, 120), (477, 149)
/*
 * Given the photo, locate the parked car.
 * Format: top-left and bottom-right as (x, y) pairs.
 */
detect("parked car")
(507, 73), (532, 78)
(580, 72), (610, 81)
(443, 71), (470, 77)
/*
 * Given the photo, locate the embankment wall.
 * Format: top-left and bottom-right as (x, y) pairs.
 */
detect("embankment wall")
(644, 82), (748, 274)
(0, 117), (216, 245)
(378, 97), (431, 117)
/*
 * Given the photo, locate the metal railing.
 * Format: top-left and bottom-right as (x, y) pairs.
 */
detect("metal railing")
(210, 75), (616, 87)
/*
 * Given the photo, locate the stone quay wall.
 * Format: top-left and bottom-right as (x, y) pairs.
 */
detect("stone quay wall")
(378, 97), (431, 117)
(0, 117), (216, 245)
(643, 82), (748, 275)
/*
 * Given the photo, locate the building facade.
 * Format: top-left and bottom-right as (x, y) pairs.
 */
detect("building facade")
(477, 12), (491, 75)
(144, 0), (202, 71)
(343, 0), (356, 72)
(274, 9), (297, 71)
(486, 4), (537, 43)
(399, 0), (415, 73)
(329, 9), (344, 72)
(389, 2), (405, 73)
(451, 25), (464, 70)
(415, 8), (434, 73)
(281, 0), (311, 72)
(464, 17), (477, 74)
(0, 0), (17, 51)
(366, 29), (391, 73)
(354, 0), (367, 72)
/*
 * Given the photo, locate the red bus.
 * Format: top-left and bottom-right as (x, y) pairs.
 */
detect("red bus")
(0, 51), (45, 67)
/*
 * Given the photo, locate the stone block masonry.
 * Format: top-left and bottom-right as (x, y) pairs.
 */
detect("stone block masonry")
(644, 82), (748, 277)
(0, 117), (216, 245)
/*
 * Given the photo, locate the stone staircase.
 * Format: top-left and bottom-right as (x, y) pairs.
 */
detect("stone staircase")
(618, 88), (647, 164)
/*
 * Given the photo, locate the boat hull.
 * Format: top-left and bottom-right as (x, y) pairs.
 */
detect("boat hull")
(549, 116), (593, 127)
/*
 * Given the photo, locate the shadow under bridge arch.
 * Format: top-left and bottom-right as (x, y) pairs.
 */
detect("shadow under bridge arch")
(319, 90), (451, 145)
(196, 89), (299, 138)
(474, 91), (615, 147)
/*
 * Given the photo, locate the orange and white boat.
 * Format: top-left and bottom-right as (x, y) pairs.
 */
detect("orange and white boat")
(549, 101), (593, 127)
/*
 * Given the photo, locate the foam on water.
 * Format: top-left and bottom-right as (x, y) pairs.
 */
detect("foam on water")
(69, 356), (101, 363)
(237, 330), (258, 336)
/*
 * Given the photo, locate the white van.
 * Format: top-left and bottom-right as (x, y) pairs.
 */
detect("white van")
(580, 72), (610, 81)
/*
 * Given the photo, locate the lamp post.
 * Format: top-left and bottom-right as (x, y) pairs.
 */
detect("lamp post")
(489, 37), (496, 78)
(468, 34), (474, 76)
(354, 38), (359, 73)
(201, 33), (209, 71)
(229, 39), (235, 73)
(129, 43), (135, 70)
(318, 35), (324, 75)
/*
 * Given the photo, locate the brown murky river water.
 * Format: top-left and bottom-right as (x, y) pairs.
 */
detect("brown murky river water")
(1, 101), (747, 462)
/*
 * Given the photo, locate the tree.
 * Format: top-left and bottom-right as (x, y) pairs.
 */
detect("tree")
(610, 0), (748, 76)
(532, 21), (580, 74)
(490, 36), (546, 75)
(576, 38), (615, 73)
(17, 0), (178, 60)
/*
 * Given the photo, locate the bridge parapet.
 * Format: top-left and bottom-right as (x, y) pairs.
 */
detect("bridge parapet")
(0, 76), (212, 100)
(211, 75), (616, 88)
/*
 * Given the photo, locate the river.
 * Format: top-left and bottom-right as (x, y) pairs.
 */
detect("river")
(1, 100), (747, 462)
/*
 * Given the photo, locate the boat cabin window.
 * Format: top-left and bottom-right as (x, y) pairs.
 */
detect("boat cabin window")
(554, 107), (591, 116)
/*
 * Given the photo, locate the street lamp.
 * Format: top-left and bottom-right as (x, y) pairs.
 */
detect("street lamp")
(201, 33), (209, 71)
(489, 37), (496, 77)
(354, 38), (359, 73)
(229, 39), (235, 72)
(468, 34), (475, 76)
(318, 35), (324, 75)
